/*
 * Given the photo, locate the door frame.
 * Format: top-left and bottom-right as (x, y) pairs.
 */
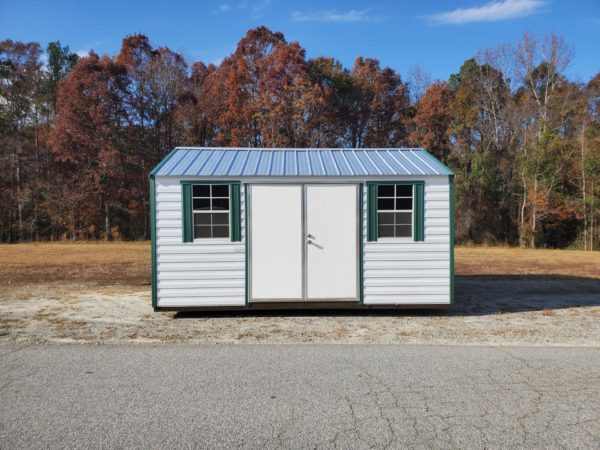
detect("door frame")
(247, 182), (361, 303)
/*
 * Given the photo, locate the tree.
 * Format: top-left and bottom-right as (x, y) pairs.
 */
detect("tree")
(0, 40), (44, 241)
(45, 41), (79, 116)
(514, 32), (575, 247)
(410, 81), (453, 163)
(346, 57), (411, 148)
(50, 52), (130, 240)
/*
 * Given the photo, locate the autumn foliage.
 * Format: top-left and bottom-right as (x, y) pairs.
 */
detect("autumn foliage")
(1, 27), (599, 249)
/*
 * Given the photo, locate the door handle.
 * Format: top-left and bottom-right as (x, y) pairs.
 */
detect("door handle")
(307, 234), (315, 239)
(307, 240), (323, 249)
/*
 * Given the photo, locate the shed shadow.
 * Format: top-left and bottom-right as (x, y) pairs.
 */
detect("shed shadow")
(173, 274), (600, 319)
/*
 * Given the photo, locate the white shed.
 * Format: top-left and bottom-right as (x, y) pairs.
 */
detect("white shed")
(150, 147), (454, 310)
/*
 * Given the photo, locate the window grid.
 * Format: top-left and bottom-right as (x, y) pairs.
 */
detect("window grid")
(377, 184), (413, 238)
(192, 184), (230, 239)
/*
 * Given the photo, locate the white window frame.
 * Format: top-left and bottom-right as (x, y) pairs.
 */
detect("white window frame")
(376, 184), (414, 241)
(192, 184), (231, 241)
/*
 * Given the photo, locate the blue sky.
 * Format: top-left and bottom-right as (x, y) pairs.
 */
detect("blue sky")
(1, 0), (599, 82)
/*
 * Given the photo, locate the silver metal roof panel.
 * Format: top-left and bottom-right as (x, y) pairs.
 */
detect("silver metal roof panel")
(152, 147), (454, 177)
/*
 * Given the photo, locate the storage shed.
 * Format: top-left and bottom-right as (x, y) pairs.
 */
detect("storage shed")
(150, 147), (454, 310)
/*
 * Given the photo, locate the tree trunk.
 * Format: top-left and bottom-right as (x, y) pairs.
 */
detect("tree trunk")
(519, 175), (528, 247)
(581, 125), (587, 250)
(531, 177), (538, 248)
(16, 144), (23, 242)
(104, 199), (110, 241)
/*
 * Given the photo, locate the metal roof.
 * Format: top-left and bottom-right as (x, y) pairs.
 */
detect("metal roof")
(152, 147), (454, 177)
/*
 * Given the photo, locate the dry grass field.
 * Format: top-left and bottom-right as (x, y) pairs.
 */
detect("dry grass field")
(0, 242), (150, 286)
(1, 242), (598, 285)
(0, 242), (599, 345)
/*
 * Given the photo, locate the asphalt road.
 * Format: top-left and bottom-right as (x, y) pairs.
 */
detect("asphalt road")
(1, 344), (599, 449)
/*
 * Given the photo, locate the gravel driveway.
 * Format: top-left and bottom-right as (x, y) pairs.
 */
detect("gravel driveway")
(1, 275), (599, 345)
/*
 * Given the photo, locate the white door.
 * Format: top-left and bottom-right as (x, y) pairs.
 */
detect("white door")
(306, 185), (358, 300)
(249, 185), (303, 300)
(249, 184), (358, 302)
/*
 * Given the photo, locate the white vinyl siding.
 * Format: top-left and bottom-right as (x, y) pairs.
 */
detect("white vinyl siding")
(155, 177), (246, 307)
(155, 175), (451, 308)
(363, 176), (451, 305)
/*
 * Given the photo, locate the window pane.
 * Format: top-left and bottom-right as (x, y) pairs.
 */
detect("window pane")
(212, 226), (229, 238)
(194, 213), (210, 225)
(194, 225), (211, 239)
(378, 225), (394, 238)
(378, 198), (394, 210)
(212, 185), (229, 197)
(193, 185), (210, 197)
(396, 185), (412, 197)
(212, 213), (229, 225)
(395, 225), (412, 237)
(396, 198), (412, 210)
(212, 198), (229, 211)
(395, 212), (411, 225)
(193, 198), (210, 210)
(378, 212), (394, 225)
(378, 185), (394, 197)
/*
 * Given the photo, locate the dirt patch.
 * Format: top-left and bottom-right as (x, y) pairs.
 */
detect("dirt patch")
(1, 275), (599, 346)
(0, 244), (599, 345)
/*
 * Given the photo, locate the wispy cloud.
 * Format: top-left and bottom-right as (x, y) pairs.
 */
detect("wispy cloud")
(215, 1), (270, 17)
(425, 0), (546, 25)
(290, 9), (373, 23)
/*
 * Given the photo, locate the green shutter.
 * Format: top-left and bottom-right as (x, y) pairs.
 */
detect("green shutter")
(367, 184), (378, 242)
(230, 183), (241, 242)
(414, 183), (425, 242)
(182, 183), (193, 243)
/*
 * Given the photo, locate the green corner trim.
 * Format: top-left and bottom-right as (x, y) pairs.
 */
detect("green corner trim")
(449, 175), (455, 304)
(244, 184), (249, 306)
(150, 176), (158, 309)
(149, 149), (178, 310)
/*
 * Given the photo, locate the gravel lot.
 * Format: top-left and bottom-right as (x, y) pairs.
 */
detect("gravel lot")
(1, 274), (599, 345)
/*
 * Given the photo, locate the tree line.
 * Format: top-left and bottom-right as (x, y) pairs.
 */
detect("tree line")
(1, 27), (598, 248)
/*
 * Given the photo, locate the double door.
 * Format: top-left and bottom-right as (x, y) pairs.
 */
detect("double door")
(249, 184), (359, 302)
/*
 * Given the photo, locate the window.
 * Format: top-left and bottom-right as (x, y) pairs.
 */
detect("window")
(192, 184), (230, 239)
(377, 184), (413, 238)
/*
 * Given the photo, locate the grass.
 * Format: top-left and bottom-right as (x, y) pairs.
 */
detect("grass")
(0, 242), (149, 286)
(456, 246), (600, 279)
(0, 242), (598, 287)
